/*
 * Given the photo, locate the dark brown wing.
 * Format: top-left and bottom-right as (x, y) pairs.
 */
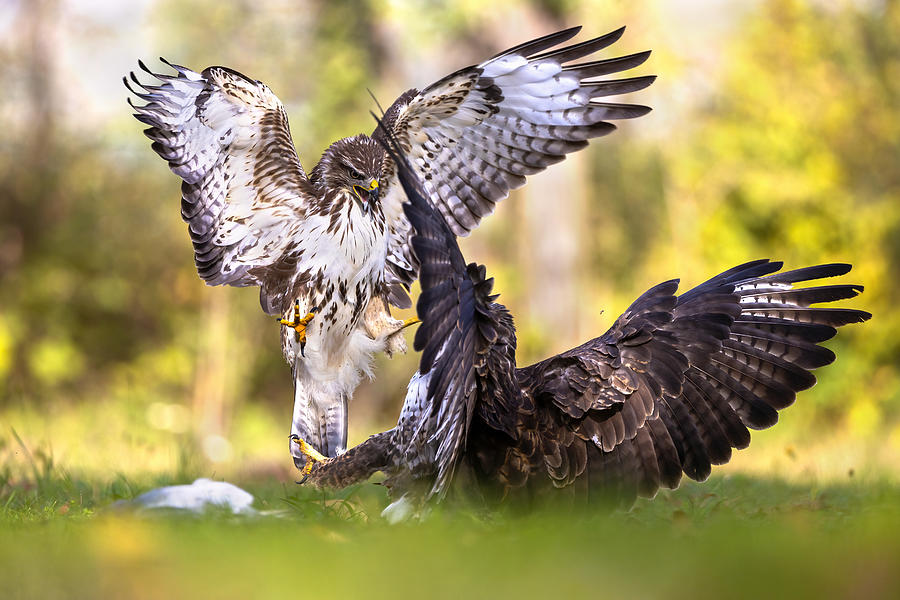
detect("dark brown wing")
(382, 127), (516, 500)
(375, 26), (654, 297)
(518, 260), (870, 506)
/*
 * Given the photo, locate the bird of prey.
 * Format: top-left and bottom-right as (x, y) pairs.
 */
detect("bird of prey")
(125, 25), (655, 466)
(299, 134), (871, 515)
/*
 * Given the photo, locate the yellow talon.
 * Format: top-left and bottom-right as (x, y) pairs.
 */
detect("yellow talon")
(278, 301), (318, 352)
(400, 317), (421, 330)
(279, 310), (317, 337)
(291, 434), (327, 476)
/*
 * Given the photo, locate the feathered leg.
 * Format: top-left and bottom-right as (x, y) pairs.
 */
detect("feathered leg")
(289, 370), (350, 467)
(322, 393), (349, 457)
(289, 378), (323, 470)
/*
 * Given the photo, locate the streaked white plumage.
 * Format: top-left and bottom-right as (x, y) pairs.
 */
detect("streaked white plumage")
(128, 62), (395, 461)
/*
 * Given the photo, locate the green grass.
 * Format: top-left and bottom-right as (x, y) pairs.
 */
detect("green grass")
(2, 462), (899, 599)
(3, 411), (899, 599)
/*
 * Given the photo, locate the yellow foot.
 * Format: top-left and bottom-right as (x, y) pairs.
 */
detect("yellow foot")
(290, 434), (327, 477)
(400, 316), (421, 330)
(381, 316), (420, 358)
(278, 300), (318, 355)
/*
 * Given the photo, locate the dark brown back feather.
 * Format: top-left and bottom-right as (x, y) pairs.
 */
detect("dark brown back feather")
(511, 260), (870, 507)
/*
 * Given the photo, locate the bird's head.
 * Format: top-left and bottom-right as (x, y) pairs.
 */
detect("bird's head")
(313, 134), (382, 215)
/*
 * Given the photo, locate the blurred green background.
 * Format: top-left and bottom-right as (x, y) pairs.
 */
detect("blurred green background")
(1, 0), (898, 488)
(2, 2), (900, 597)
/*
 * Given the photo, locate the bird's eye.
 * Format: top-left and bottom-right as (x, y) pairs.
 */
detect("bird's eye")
(348, 167), (362, 179)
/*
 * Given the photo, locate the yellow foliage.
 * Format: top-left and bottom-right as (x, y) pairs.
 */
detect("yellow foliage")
(0, 314), (15, 385)
(27, 338), (85, 387)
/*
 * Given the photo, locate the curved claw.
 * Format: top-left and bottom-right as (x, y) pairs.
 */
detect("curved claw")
(290, 434), (327, 478)
(400, 316), (421, 330)
(279, 302), (320, 356)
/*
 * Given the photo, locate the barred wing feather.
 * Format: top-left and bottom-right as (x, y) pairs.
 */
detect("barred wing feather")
(378, 26), (654, 291)
(126, 61), (313, 305)
(520, 260), (871, 506)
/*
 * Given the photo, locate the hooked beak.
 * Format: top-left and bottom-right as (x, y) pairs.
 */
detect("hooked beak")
(352, 179), (379, 214)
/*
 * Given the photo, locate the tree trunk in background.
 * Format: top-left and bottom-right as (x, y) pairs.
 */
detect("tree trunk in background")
(21, 0), (58, 167)
(488, 12), (584, 353)
(4, 0), (60, 263)
(520, 154), (585, 349)
(191, 289), (232, 462)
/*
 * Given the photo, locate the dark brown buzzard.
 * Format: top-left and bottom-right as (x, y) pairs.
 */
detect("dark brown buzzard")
(300, 133), (871, 518)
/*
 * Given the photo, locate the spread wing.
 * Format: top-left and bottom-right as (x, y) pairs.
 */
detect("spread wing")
(375, 26), (654, 292)
(518, 260), (871, 506)
(126, 60), (314, 312)
(381, 127), (513, 500)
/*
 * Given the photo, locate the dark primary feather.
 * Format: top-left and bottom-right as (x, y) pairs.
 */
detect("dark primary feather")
(511, 260), (870, 505)
(378, 120), (515, 499)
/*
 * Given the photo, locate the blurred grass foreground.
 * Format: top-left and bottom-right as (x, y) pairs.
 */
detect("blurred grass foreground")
(1, 0), (900, 597)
